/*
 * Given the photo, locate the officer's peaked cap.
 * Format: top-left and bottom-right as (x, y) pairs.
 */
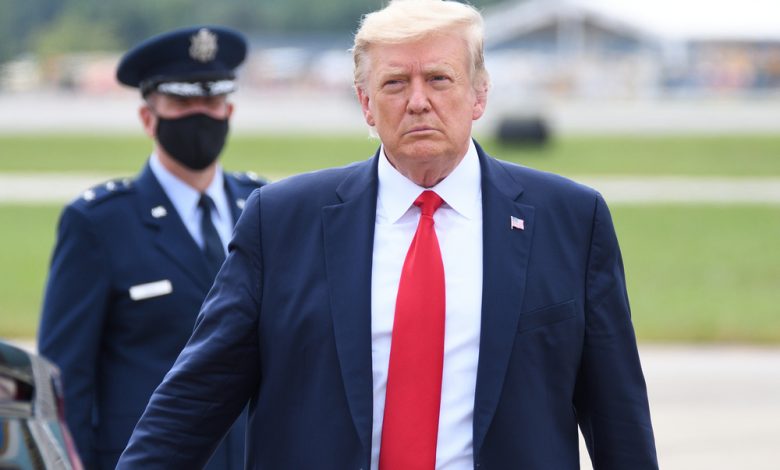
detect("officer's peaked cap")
(116, 25), (247, 97)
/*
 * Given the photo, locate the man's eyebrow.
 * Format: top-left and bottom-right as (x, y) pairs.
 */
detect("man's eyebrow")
(421, 62), (457, 75)
(376, 62), (457, 77)
(376, 65), (410, 77)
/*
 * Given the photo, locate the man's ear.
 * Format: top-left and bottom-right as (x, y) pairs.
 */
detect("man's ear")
(472, 81), (488, 121)
(139, 104), (156, 138)
(356, 85), (376, 127)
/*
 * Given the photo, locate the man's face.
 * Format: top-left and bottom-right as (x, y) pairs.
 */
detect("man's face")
(140, 93), (233, 137)
(357, 33), (487, 187)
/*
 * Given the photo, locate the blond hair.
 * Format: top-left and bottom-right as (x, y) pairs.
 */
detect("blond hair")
(352, 0), (489, 90)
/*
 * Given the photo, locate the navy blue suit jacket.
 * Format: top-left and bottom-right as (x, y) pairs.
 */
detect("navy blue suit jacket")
(118, 143), (657, 469)
(37, 163), (265, 469)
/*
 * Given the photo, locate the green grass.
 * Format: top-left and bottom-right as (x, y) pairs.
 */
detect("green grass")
(1, 133), (778, 342)
(616, 204), (780, 343)
(2, 133), (780, 177)
(0, 205), (60, 338)
(487, 134), (780, 177)
(1, 203), (778, 343)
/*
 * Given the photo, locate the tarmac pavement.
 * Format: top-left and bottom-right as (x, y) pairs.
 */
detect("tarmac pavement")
(581, 345), (780, 469)
(7, 339), (779, 469)
(4, 90), (780, 135)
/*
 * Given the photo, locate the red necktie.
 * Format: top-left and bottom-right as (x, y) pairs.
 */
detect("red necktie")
(380, 190), (445, 470)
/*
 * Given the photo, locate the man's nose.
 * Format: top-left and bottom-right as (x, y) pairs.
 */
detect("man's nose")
(188, 100), (214, 114)
(406, 79), (431, 114)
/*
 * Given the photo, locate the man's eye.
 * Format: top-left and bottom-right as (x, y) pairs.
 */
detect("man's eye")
(382, 80), (405, 91)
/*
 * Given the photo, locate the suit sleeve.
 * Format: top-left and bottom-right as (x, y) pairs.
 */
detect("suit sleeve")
(37, 205), (111, 469)
(574, 195), (658, 469)
(117, 189), (264, 469)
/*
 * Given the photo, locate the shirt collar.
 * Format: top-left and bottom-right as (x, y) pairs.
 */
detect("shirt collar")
(149, 153), (228, 221)
(376, 140), (481, 224)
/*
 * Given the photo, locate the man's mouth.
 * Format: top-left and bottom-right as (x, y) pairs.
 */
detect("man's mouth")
(405, 126), (436, 135)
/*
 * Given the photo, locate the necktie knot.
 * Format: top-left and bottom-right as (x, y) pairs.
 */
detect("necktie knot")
(199, 193), (216, 214)
(414, 190), (443, 217)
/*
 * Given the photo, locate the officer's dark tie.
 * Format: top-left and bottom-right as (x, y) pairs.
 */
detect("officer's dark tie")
(198, 193), (225, 277)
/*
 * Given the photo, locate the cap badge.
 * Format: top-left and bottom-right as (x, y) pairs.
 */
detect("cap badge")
(189, 28), (218, 63)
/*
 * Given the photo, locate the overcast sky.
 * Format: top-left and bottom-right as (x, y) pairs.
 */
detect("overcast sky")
(579, 0), (780, 40)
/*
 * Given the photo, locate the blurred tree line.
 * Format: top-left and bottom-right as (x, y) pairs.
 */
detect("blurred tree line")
(0, 0), (506, 63)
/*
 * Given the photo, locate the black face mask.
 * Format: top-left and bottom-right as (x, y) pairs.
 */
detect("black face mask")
(155, 113), (229, 170)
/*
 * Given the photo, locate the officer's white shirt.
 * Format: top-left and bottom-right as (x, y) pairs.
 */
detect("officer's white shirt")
(371, 140), (483, 469)
(149, 153), (232, 254)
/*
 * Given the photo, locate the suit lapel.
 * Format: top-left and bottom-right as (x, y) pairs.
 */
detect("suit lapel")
(321, 156), (379, 457)
(135, 164), (213, 291)
(473, 144), (536, 456)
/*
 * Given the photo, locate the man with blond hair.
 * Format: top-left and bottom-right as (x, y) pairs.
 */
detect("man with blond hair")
(118, 1), (658, 468)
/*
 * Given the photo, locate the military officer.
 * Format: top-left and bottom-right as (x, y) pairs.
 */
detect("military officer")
(37, 25), (265, 469)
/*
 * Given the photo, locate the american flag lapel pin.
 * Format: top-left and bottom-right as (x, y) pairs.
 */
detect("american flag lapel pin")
(510, 215), (525, 231)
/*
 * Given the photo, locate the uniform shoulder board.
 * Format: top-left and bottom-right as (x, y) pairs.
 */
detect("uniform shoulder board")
(78, 177), (134, 205)
(230, 171), (268, 187)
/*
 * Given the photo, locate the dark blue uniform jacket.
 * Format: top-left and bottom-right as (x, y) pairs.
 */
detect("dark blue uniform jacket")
(38, 163), (265, 469)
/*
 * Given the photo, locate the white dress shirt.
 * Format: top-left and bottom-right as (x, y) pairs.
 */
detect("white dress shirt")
(371, 141), (483, 469)
(149, 154), (233, 253)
